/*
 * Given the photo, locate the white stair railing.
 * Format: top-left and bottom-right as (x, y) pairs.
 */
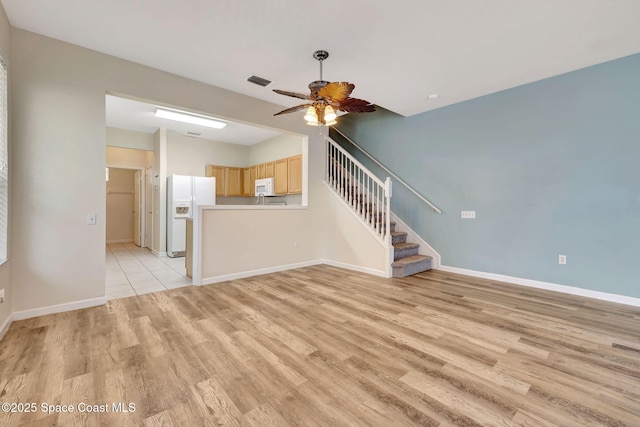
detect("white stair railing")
(326, 137), (392, 247)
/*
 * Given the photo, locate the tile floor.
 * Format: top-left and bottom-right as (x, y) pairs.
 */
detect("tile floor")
(105, 242), (192, 300)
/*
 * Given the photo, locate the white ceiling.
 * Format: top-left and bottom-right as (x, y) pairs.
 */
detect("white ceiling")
(105, 95), (282, 145)
(4, 0), (640, 119)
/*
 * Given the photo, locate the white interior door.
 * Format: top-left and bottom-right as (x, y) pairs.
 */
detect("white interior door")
(133, 170), (141, 246)
(145, 166), (153, 249)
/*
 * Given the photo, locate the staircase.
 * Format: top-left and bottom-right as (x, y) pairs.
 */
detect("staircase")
(326, 138), (432, 278)
(390, 222), (432, 277)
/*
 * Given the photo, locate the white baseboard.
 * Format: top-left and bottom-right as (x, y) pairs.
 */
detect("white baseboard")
(322, 259), (388, 277)
(201, 260), (325, 285)
(106, 239), (134, 244)
(438, 265), (640, 307)
(12, 297), (107, 321)
(152, 250), (168, 257)
(201, 258), (389, 285)
(0, 313), (13, 340)
(390, 212), (441, 268)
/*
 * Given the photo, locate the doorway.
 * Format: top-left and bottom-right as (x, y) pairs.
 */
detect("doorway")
(106, 167), (145, 245)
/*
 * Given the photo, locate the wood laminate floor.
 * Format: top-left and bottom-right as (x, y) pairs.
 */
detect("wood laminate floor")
(1, 266), (639, 426)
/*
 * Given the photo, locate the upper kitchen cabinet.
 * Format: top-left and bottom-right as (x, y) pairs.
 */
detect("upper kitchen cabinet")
(257, 161), (275, 179)
(243, 167), (252, 196)
(287, 155), (302, 194)
(206, 165), (243, 196)
(225, 167), (243, 196)
(274, 155), (302, 195)
(205, 165), (226, 196)
(274, 158), (288, 195)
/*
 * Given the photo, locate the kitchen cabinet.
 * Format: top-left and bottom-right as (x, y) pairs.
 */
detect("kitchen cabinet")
(274, 158), (288, 195)
(258, 161), (275, 179)
(288, 154), (303, 194)
(250, 166), (257, 196)
(205, 165), (225, 196)
(242, 167), (252, 196)
(265, 161), (275, 178)
(207, 154), (301, 197)
(225, 167), (243, 196)
(206, 165), (243, 196)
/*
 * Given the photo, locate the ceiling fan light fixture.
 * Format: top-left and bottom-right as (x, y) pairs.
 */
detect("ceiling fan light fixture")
(304, 106), (320, 126)
(155, 108), (227, 129)
(324, 105), (337, 121)
(273, 50), (375, 126)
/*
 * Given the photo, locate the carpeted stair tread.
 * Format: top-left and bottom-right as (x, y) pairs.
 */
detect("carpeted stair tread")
(391, 255), (433, 277)
(393, 242), (420, 261)
(393, 242), (419, 250)
(391, 254), (432, 266)
(391, 231), (407, 244)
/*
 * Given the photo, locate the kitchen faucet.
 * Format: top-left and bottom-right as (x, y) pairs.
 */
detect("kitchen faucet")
(256, 193), (265, 205)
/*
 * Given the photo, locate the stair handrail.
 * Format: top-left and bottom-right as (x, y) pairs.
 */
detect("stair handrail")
(331, 127), (442, 214)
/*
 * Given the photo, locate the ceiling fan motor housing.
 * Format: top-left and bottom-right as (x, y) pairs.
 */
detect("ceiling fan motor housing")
(312, 50), (329, 61)
(309, 80), (330, 96)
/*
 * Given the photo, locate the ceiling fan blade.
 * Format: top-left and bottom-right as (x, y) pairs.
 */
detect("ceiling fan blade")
(336, 97), (376, 113)
(273, 89), (313, 100)
(317, 82), (354, 103)
(274, 104), (313, 116)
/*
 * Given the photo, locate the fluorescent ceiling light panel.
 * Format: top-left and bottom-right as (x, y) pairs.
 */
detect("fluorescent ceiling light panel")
(155, 108), (227, 129)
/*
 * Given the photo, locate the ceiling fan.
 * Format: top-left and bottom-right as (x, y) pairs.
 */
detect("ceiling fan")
(273, 50), (375, 126)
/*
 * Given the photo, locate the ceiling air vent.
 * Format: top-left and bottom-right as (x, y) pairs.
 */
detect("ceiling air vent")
(247, 74), (272, 87)
(186, 131), (201, 137)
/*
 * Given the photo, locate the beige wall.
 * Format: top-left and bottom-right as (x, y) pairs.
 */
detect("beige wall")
(248, 133), (303, 165)
(0, 2), (10, 333)
(319, 185), (388, 275)
(200, 208), (320, 279)
(167, 131), (249, 177)
(106, 145), (153, 169)
(106, 127), (155, 151)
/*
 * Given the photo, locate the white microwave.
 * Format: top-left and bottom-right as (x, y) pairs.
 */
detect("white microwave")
(255, 177), (275, 196)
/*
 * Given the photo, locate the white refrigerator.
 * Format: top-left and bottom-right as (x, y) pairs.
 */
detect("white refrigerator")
(167, 175), (216, 257)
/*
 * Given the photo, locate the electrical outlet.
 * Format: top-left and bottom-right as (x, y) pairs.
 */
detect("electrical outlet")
(0, 288), (4, 303)
(559, 255), (567, 265)
(461, 211), (476, 219)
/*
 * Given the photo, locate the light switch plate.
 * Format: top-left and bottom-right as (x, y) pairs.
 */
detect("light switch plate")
(87, 213), (97, 225)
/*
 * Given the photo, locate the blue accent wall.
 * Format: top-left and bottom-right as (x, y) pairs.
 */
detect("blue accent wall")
(334, 53), (640, 298)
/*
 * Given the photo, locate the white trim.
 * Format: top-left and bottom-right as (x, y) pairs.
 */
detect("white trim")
(152, 250), (168, 257)
(106, 239), (134, 244)
(390, 211), (441, 268)
(201, 260), (323, 285)
(0, 313), (12, 340)
(11, 297), (106, 321)
(322, 259), (388, 278)
(200, 259), (388, 286)
(438, 265), (640, 307)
